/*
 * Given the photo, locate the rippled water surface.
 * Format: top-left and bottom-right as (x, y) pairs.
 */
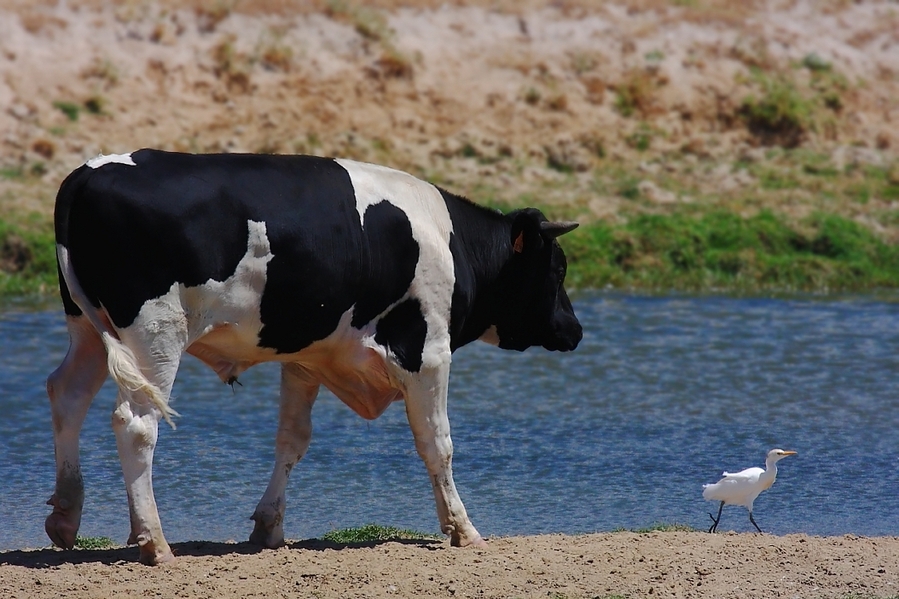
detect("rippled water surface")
(2, 292), (898, 550)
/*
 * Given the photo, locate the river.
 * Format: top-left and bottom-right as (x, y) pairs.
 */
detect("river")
(1, 292), (897, 550)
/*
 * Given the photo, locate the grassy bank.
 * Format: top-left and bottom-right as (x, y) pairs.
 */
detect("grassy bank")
(0, 214), (56, 297)
(564, 209), (899, 293)
(3, 207), (899, 299)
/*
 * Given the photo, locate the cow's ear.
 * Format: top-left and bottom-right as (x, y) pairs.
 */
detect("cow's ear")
(510, 209), (544, 254)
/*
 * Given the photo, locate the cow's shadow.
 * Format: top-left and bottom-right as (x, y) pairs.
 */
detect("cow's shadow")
(0, 538), (444, 568)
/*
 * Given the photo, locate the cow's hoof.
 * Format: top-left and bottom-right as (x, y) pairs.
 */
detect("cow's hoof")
(248, 513), (285, 549)
(44, 513), (78, 550)
(454, 534), (487, 549)
(138, 547), (175, 566)
(466, 535), (488, 549)
(136, 536), (175, 566)
(446, 525), (487, 549)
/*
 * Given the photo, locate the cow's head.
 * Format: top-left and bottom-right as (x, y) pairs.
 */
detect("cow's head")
(491, 208), (582, 352)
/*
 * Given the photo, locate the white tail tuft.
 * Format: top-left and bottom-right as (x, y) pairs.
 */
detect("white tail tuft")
(56, 243), (179, 429)
(101, 332), (179, 428)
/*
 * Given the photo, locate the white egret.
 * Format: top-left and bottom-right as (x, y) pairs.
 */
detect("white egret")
(702, 448), (797, 533)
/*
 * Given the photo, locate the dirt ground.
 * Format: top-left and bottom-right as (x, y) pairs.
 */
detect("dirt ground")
(2, 531), (899, 598)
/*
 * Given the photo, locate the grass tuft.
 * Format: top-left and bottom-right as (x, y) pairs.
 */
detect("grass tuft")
(319, 524), (441, 544)
(52, 101), (80, 122)
(739, 74), (811, 147)
(74, 535), (116, 550)
(630, 523), (698, 533)
(612, 522), (698, 533)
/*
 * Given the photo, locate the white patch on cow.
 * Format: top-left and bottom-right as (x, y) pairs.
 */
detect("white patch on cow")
(334, 158), (456, 374)
(184, 220), (274, 347)
(85, 153), (136, 169)
(125, 220), (275, 384)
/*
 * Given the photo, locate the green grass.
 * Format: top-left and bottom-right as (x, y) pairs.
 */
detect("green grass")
(739, 73), (812, 147)
(0, 216), (58, 296)
(3, 200), (899, 298)
(613, 523), (698, 533)
(561, 209), (899, 293)
(319, 524), (441, 544)
(0, 166), (24, 180)
(52, 101), (81, 122)
(74, 535), (116, 550)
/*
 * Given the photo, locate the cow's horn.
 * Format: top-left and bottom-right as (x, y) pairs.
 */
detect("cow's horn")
(540, 221), (579, 238)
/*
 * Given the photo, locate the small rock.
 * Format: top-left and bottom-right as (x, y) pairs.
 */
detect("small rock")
(737, 145), (767, 163)
(8, 103), (33, 120)
(831, 145), (883, 170)
(638, 180), (677, 204)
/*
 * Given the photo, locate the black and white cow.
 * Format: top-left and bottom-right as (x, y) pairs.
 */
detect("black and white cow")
(46, 149), (582, 564)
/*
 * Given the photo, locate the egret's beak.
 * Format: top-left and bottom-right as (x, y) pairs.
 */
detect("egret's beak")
(782, 450), (797, 456)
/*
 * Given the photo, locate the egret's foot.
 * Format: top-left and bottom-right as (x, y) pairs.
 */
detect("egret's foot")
(749, 513), (763, 534)
(707, 513), (720, 533)
(248, 511), (285, 548)
(44, 495), (80, 549)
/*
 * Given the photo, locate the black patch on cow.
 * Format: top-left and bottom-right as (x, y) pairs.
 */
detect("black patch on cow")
(259, 192), (419, 353)
(260, 195), (420, 354)
(350, 201), (419, 329)
(374, 298), (427, 372)
(55, 150), (421, 351)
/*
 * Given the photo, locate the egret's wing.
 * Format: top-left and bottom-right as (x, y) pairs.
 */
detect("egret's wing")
(702, 467), (764, 506)
(720, 467), (764, 481)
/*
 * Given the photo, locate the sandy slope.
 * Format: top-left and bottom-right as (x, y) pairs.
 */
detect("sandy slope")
(2, 532), (899, 598)
(1, 0), (897, 222)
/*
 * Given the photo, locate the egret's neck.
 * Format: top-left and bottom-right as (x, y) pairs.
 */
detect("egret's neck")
(764, 458), (779, 479)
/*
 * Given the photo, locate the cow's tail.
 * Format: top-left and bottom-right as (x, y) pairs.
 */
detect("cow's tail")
(102, 330), (179, 429)
(55, 180), (178, 429)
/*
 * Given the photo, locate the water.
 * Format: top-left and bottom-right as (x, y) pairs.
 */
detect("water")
(1, 292), (898, 550)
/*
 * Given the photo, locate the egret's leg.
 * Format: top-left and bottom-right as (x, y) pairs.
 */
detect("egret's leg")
(749, 511), (763, 533)
(707, 501), (724, 533)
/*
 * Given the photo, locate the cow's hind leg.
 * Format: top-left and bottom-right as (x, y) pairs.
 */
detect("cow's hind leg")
(112, 318), (185, 565)
(403, 364), (485, 548)
(250, 363), (318, 548)
(45, 316), (109, 549)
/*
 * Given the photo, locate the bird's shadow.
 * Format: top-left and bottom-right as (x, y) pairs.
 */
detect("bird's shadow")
(0, 537), (444, 569)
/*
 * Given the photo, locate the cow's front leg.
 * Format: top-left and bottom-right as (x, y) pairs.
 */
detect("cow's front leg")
(250, 363), (318, 548)
(45, 317), (108, 549)
(403, 364), (485, 547)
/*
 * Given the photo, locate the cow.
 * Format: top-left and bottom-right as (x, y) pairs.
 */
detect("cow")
(45, 149), (582, 565)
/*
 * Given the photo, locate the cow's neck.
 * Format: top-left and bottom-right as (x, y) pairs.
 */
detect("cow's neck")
(438, 188), (513, 350)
